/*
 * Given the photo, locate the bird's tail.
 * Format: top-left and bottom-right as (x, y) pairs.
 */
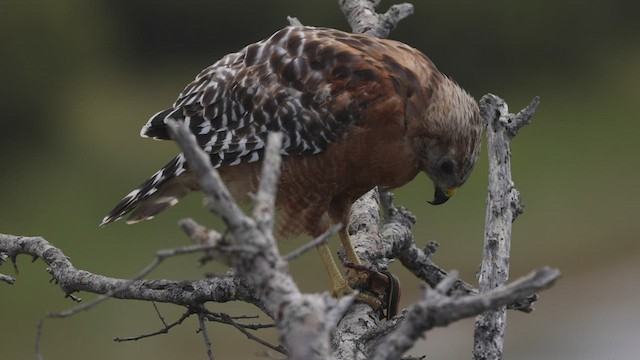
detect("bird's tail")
(100, 153), (196, 226)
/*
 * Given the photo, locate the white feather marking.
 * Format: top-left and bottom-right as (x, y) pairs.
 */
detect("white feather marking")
(238, 114), (247, 128)
(254, 140), (265, 150)
(230, 109), (238, 123)
(193, 79), (208, 93)
(141, 110), (165, 137)
(151, 169), (165, 184)
(237, 138), (248, 155)
(247, 151), (260, 163)
(208, 106), (220, 119)
(255, 44), (266, 63)
(124, 188), (140, 200)
(199, 123), (212, 134)
(140, 123), (151, 138)
(282, 135), (291, 150)
(208, 133), (218, 146)
(220, 113), (228, 128)
(300, 139), (310, 151)
(183, 94), (199, 106)
(175, 164), (186, 177)
(209, 86), (223, 104)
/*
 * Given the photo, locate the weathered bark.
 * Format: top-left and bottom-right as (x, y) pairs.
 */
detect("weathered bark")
(472, 95), (541, 360)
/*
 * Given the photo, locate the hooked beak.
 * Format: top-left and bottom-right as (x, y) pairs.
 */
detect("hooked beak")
(428, 186), (456, 205)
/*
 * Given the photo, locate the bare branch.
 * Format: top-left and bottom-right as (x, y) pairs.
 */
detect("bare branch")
(472, 94), (543, 359)
(0, 272), (15, 284)
(253, 132), (283, 234)
(35, 319), (44, 360)
(338, 0), (414, 37)
(378, 191), (542, 313)
(152, 301), (169, 327)
(166, 120), (249, 232)
(114, 309), (193, 342)
(287, 16), (303, 27)
(370, 267), (560, 360)
(0, 234), (260, 309)
(326, 292), (359, 329)
(283, 224), (342, 261)
(198, 311), (215, 360)
(508, 96), (540, 137)
(217, 313), (287, 355)
(346, 190), (388, 267)
(167, 121), (335, 359)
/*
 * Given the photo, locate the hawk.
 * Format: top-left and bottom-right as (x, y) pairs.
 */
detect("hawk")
(102, 26), (483, 312)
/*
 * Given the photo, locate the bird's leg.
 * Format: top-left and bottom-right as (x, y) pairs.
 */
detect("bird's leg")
(339, 227), (370, 288)
(316, 243), (382, 310)
(339, 227), (362, 265)
(317, 243), (351, 297)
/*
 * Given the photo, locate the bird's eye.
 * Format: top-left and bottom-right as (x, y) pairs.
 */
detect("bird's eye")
(440, 160), (455, 174)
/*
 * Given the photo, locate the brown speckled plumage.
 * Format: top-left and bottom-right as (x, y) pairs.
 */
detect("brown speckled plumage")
(102, 26), (483, 240)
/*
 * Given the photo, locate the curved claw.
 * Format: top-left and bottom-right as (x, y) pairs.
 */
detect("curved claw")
(344, 262), (401, 320)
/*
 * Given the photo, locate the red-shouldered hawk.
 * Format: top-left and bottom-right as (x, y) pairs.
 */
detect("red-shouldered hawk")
(101, 26), (482, 314)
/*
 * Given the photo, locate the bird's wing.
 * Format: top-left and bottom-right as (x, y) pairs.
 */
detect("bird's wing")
(102, 26), (434, 226)
(140, 26), (403, 168)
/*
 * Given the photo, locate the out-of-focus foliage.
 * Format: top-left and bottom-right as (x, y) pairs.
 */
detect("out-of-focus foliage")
(1, 1), (638, 359)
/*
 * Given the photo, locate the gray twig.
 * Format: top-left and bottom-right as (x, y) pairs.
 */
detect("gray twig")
(35, 319), (44, 360)
(287, 16), (303, 27)
(114, 309), (193, 342)
(338, 0), (414, 38)
(0, 272), (15, 284)
(283, 224), (342, 261)
(217, 313), (287, 355)
(198, 311), (215, 360)
(253, 132), (283, 234)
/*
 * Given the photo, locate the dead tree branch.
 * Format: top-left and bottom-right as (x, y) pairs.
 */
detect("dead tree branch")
(113, 308), (193, 342)
(167, 121), (337, 359)
(472, 94), (541, 359)
(339, 0), (414, 38)
(369, 267), (559, 360)
(0, 234), (259, 309)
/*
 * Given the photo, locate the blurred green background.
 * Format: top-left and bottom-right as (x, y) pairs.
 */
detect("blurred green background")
(1, 1), (638, 359)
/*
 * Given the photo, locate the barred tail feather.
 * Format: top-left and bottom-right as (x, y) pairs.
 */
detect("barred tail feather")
(140, 108), (175, 140)
(100, 154), (195, 226)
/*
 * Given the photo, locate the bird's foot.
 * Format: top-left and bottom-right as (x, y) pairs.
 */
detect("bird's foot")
(344, 262), (401, 320)
(331, 279), (383, 311)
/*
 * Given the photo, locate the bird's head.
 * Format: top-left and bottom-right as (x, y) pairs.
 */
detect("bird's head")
(411, 77), (483, 205)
